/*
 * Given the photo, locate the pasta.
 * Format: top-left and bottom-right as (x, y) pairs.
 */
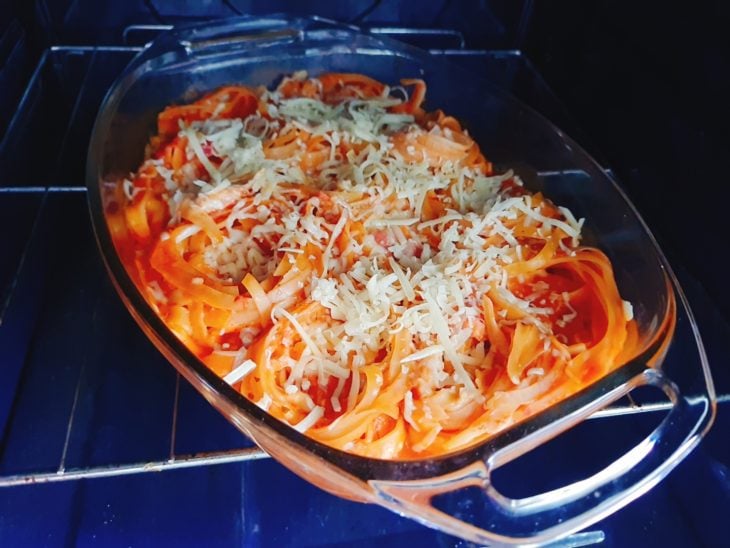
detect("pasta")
(107, 71), (639, 459)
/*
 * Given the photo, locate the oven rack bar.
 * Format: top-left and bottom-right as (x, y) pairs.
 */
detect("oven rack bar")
(0, 396), (705, 487)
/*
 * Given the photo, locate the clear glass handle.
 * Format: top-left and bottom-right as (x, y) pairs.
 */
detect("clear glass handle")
(371, 369), (715, 546)
(180, 27), (302, 53)
(123, 15), (360, 69)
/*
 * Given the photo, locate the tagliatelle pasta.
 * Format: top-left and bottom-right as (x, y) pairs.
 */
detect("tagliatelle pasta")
(106, 71), (639, 459)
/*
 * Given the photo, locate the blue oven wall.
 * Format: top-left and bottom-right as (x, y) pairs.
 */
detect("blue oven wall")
(0, 1), (728, 546)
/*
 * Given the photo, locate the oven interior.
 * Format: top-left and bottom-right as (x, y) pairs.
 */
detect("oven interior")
(0, 1), (728, 545)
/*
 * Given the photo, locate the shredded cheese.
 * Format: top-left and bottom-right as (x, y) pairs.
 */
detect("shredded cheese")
(292, 405), (325, 433)
(223, 359), (257, 385)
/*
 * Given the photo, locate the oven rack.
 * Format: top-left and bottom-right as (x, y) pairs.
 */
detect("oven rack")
(0, 27), (727, 488)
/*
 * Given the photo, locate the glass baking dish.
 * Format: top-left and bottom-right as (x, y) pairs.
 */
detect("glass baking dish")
(85, 15), (716, 545)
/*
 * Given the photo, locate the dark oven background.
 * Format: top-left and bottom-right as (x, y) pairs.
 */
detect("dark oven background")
(0, 1), (728, 546)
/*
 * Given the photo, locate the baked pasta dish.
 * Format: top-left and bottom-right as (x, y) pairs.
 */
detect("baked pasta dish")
(106, 71), (638, 459)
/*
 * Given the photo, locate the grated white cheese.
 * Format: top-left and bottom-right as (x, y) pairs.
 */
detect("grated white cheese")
(623, 300), (634, 321)
(223, 359), (257, 385)
(400, 345), (445, 364)
(274, 306), (323, 356)
(292, 405), (325, 433)
(183, 126), (221, 182)
(256, 393), (272, 411)
(403, 390), (419, 431)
